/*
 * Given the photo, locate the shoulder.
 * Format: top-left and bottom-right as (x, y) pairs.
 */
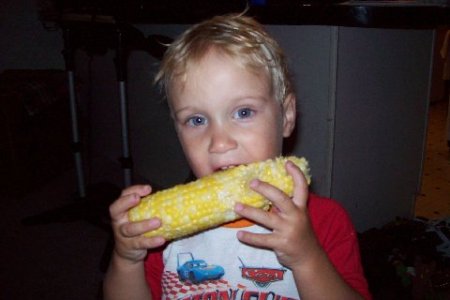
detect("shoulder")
(308, 193), (351, 223)
(308, 195), (372, 299)
(307, 194), (357, 248)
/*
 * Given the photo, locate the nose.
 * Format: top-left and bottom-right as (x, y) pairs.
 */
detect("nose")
(208, 124), (238, 154)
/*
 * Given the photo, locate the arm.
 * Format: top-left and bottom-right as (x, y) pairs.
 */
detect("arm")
(234, 161), (366, 300)
(103, 252), (150, 300)
(289, 245), (364, 300)
(103, 185), (166, 300)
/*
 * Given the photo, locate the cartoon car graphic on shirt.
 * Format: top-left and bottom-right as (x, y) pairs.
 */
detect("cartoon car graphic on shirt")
(177, 252), (225, 284)
(239, 257), (286, 288)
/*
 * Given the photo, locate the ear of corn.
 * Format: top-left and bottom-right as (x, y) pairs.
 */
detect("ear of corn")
(128, 156), (311, 240)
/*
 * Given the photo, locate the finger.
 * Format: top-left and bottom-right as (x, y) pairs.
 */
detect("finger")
(286, 161), (309, 208)
(234, 201), (272, 224)
(109, 193), (141, 222)
(234, 201), (284, 231)
(139, 236), (166, 249)
(120, 218), (162, 238)
(118, 234), (166, 255)
(120, 184), (152, 197)
(237, 230), (274, 249)
(249, 179), (294, 213)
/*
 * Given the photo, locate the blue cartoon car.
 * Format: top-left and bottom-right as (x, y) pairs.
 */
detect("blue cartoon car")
(177, 252), (225, 283)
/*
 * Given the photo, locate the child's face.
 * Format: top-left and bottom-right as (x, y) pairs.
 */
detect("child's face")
(169, 49), (296, 178)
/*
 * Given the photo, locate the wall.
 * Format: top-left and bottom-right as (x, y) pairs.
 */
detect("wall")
(0, 0), (63, 72)
(77, 25), (192, 189)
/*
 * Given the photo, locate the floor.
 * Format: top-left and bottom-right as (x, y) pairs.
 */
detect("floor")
(0, 158), (122, 300)
(415, 100), (450, 220)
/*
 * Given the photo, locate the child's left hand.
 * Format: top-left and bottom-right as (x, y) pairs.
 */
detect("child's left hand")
(234, 160), (322, 270)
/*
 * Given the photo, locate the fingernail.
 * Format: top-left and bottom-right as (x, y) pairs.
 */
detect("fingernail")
(153, 236), (165, 245)
(148, 219), (161, 227)
(235, 202), (244, 212)
(131, 194), (140, 203)
(249, 179), (259, 188)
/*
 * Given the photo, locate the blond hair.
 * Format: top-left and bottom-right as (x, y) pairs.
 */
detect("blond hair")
(155, 14), (293, 104)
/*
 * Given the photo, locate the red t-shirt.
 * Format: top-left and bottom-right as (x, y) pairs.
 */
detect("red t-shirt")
(144, 194), (372, 299)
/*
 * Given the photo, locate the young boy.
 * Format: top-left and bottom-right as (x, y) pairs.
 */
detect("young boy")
(103, 14), (371, 300)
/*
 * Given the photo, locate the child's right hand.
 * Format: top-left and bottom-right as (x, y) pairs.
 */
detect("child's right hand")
(109, 184), (166, 264)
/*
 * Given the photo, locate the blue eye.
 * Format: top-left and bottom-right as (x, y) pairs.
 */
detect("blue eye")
(187, 116), (207, 126)
(235, 108), (254, 119)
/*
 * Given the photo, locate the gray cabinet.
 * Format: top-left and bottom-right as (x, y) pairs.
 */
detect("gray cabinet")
(271, 26), (433, 231)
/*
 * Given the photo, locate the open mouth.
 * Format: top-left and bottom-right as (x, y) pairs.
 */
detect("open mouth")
(214, 162), (249, 172)
(214, 164), (244, 172)
(220, 165), (237, 170)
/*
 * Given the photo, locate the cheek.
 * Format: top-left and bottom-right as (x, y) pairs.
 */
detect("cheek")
(176, 131), (205, 164)
(175, 129), (192, 153)
(177, 132), (198, 155)
(245, 121), (284, 155)
(268, 115), (286, 153)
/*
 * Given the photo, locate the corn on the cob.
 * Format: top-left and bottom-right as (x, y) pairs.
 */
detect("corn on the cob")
(128, 156), (311, 240)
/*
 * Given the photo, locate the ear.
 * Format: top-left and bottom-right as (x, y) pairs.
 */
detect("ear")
(282, 93), (296, 138)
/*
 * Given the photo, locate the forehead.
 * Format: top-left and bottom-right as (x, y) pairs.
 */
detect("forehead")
(168, 49), (272, 102)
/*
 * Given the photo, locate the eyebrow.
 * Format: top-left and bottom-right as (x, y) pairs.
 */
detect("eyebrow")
(172, 105), (198, 117)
